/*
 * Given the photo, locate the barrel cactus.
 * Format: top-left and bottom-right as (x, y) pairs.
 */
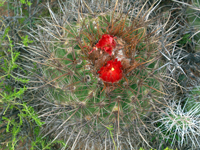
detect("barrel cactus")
(22, 0), (200, 149)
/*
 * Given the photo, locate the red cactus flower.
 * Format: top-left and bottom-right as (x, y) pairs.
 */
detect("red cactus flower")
(89, 34), (116, 55)
(98, 59), (123, 83)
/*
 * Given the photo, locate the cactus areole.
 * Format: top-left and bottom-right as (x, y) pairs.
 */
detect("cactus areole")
(98, 59), (123, 83)
(89, 34), (116, 56)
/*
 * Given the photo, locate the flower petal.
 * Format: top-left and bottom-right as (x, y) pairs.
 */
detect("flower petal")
(98, 59), (123, 83)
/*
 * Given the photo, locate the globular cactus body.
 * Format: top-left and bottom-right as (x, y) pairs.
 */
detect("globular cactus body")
(25, 0), (200, 149)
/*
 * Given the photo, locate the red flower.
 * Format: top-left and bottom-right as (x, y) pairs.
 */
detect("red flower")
(89, 34), (116, 55)
(98, 59), (123, 83)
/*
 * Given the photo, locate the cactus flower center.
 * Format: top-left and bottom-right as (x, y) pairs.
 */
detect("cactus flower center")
(89, 34), (116, 55)
(98, 59), (123, 83)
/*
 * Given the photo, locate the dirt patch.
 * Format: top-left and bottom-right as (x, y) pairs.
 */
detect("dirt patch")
(0, 2), (14, 17)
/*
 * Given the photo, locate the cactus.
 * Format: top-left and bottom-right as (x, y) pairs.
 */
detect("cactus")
(153, 97), (200, 148)
(21, 0), (200, 149)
